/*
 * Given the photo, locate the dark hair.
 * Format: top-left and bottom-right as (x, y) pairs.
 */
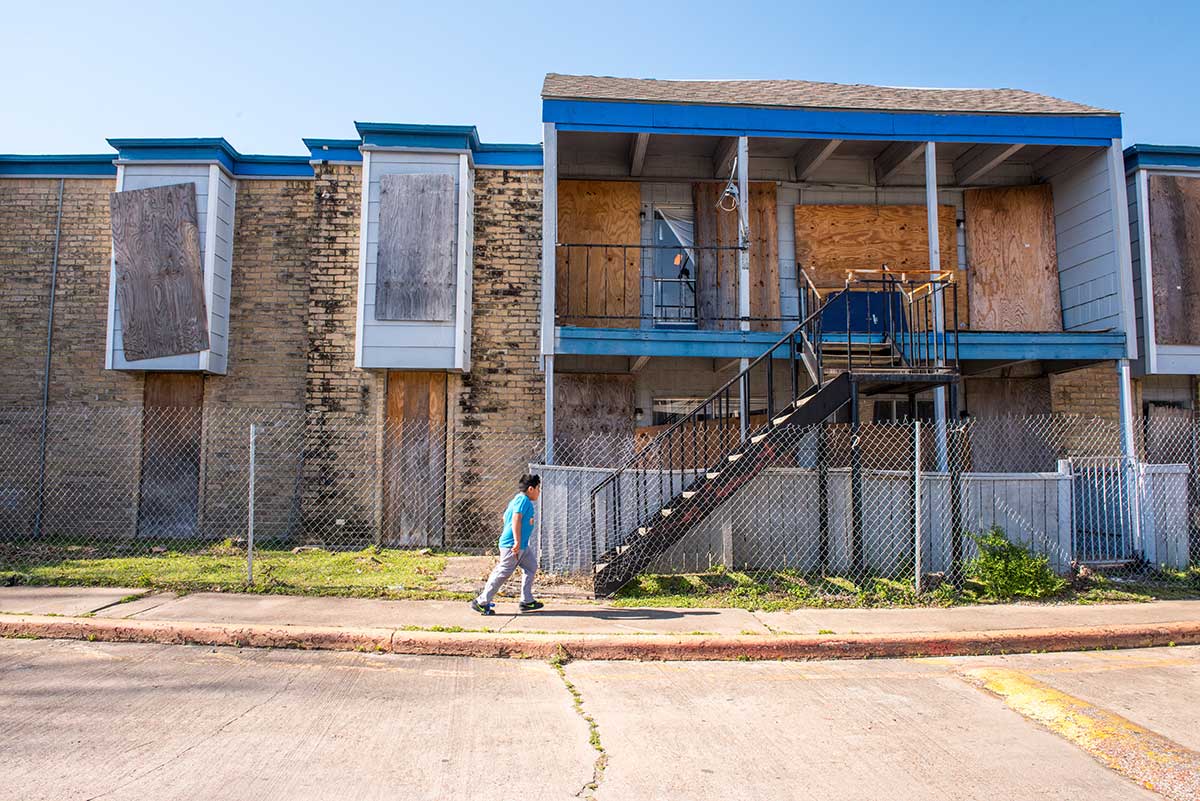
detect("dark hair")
(519, 474), (541, 491)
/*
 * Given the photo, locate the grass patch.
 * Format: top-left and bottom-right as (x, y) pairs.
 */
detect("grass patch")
(1, 543), (471, 602)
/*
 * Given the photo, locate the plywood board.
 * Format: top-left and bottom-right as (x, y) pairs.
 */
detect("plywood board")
(554, 373), (635, 441)
(1148, 174), (1200, 346)
(110, 183), (209, 361)
(793, 203), (966, 325)
(556, 180), (641, 328)
(375, 173), (456, 321)
(965, 376), (1055, 472)
(749, 183), (780, 332)
(383, 371), (448, 547)
(137, 373), (203, 538)
(965, 186), (1060, 332)
(692, 182), (779, 331)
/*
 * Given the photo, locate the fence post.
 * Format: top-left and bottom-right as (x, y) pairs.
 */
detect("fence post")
(247, 423), (256, 584)
(913, 420), (922, 592)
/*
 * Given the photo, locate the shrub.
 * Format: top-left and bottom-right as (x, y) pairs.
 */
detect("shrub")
(965, 528), (1067, 601)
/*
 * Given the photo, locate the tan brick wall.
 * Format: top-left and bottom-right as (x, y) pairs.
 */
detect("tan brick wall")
(445, 168), (545, 545)
(301, 163), (383, 542)
(1049, 362), (1121, 420)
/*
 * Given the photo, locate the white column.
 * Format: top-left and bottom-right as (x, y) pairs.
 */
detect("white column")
(737, 136), (751, 439)
(541, 123), (558, 463)
(925, 142), (949, 470)
(1117, 358), (1142, 553)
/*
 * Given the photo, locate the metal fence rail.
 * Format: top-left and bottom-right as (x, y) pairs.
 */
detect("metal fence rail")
(1, 406), (1197, 592)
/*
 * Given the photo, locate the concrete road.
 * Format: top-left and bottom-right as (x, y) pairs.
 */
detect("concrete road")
(1, 639), (1197, 801)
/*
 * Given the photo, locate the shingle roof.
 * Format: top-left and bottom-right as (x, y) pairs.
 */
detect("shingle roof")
(542, 74), (1116, 117)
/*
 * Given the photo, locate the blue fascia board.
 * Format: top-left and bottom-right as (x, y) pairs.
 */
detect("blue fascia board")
(556, 326), (1126, 362)
(475, 143), (544, 167)
(0, 154), (116, 176)
(303, 138), (363, 162)
(108, 137), (316, 177)
(356, 121), (481, 151)
(1124, 143), (1200, 172)
(544, 99), (1121, 146)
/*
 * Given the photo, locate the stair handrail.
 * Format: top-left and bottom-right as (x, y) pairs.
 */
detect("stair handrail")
(589, 289), (842, 501)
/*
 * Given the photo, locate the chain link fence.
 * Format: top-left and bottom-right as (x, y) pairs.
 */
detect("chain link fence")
(1, 405), (1198, 597)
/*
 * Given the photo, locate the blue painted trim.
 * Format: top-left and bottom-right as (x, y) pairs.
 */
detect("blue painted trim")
(356, 122), (481, 151)
(0, 154), (116, 176)
(303, 138), (363, 162)
(556, 326), (1126, 362)
(475, 143), (544, 167)
(108, 137), (316, 177)
(543, 99), (1121, 145)
(1124, 143), (1200, 171)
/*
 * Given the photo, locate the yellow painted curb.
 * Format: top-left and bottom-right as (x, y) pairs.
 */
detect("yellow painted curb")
(965, 667), (1200, 801)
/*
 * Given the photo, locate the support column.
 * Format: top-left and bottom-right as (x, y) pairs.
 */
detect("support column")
(541, 122), (558, 464)
(1117, 358), (1142, 554)
(925, 141), (949, 471)
(737, 136), (751, 441)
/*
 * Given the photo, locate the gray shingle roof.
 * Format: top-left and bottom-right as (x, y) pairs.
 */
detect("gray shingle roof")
(542, 74), (1116, 116)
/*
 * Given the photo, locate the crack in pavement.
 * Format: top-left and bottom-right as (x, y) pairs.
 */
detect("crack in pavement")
(551, 655), (608, 800)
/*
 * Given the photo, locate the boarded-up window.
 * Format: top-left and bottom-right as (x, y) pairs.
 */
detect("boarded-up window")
(110, 183), (210, 360)
(137, 373), (203, 538)
(556, 181), (641, 328)
(375, 173), (456, 322)
(793, 204), (967, 326)
(692, 183), (780, 332)
(1149, 175), (1200, 346)
(554, 373), (635, 442)
(965, 185), (1060, 332)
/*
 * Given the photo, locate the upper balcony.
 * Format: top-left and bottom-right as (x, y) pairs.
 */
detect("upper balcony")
(541, 74), (1133, 374)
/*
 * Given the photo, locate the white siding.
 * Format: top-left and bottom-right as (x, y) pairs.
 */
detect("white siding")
(358, 150), (462, 370)
(1050, 150), (1121, 332)
(108, 163), (232, 373)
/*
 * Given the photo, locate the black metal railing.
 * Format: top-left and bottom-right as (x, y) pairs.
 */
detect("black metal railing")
(557, 243), (800, 328)
(587, 266), (962, 572)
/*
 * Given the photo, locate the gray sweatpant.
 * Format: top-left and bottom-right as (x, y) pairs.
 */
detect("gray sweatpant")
(476, 545), (538, 605)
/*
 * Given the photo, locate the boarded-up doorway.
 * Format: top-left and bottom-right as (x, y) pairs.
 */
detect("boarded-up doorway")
(138, 373), (203, 539)
(383, 371), (448, 547)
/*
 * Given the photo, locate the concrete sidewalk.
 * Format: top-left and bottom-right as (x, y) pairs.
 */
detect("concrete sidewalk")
(2, 586), (1199, 660)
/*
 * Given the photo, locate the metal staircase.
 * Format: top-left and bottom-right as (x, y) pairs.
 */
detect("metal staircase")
(589, 269), (961, 598)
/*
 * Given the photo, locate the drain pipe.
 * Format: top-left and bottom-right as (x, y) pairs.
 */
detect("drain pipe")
(33, 179), (65, 538)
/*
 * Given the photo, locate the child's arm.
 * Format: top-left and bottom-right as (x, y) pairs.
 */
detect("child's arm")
(510, 513), (522, 557)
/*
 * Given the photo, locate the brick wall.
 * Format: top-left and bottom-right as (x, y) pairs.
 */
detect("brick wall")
(1049, 362), (1121, 420)
(445, 168), (545, 544)
(301, 163), (383, 542)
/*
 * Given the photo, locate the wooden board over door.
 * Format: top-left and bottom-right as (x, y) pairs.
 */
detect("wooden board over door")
(1148, 174), (1200, 345)
(793, 203), (967, 326)
(138, 373), (203, 539)
(110, 183), (210, 360)
(556, 180), (641, 328)
(375, 173), (456, 321)
(693, 182), (778, 331)
(383, 371), (448, 547)
(965, 185), (1060, 332)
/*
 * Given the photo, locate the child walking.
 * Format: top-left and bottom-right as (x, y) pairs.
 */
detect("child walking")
(470, 474), (544, 615)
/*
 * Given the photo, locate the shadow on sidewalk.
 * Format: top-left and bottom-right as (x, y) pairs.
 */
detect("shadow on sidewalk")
(528, 607), (719, 621)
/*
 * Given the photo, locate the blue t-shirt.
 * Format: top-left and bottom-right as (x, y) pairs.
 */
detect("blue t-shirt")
(499, 492), (536, 549)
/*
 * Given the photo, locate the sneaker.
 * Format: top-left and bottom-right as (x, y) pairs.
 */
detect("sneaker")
(470, 599), (495, 616)
(518, 600), (545, 612)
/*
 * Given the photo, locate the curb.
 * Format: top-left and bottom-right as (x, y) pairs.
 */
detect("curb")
(3, 615), (1199, 661)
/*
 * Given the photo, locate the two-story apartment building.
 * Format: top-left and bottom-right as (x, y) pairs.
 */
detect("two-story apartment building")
(0, 72), (1175, 578)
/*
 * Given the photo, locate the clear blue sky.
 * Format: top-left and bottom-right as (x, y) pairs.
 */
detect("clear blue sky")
(3, 0), (1197, 155)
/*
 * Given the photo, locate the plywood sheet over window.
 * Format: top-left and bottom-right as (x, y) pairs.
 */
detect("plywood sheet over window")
(554, 373), (635, 443)
(383, 371), (447, 547)
(693, 182), (779, 331)
(1148, 175), (1200, 346)
(376, 173), (456, 322)
(965, 186), (1060, 332)
(110, 183), (210, 361)
(793, 204), (966, 326)
(556, 180), (641, 328)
